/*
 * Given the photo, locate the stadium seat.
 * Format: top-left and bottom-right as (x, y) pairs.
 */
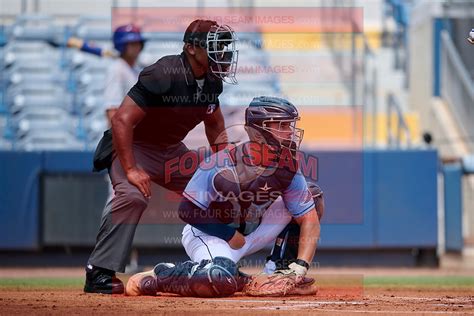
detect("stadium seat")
(140, 40), (182, 61)
(0, 14), (279, 151)
(10, 15), (61, 42)
(72, 16), (111, 41)
(2, 41), (59, 67)
(15, 130), (85, 151)
(82, 110), (108, 147)
(5, 83), (72, 114)
(77, 94), (105, 116)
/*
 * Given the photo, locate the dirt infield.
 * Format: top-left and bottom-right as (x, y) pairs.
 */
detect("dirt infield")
(0, 268), (473, 315)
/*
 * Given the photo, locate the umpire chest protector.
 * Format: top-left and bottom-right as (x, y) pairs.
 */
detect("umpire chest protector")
(127, 52), (223, 147)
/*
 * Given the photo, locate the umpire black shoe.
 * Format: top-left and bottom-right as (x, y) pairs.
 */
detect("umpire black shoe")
(84, 265), (124, 294)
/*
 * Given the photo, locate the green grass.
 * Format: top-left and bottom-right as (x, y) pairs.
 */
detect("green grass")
(0, 275), (473, 290)
(0, 277), (83, 289)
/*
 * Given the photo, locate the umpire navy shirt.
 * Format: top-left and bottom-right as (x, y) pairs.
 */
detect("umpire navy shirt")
(127, 52), (223, 147)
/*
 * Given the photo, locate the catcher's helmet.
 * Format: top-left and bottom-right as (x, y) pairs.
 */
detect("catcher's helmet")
(183, 19), (238, 84)
(113, 24), (145, 54)
(245, 96), (303, 150)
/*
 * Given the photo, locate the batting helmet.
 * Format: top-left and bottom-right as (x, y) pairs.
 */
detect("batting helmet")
(113, 24), (145, 54)
(245, 96), (304, 150)
(183, 19), (238, 84)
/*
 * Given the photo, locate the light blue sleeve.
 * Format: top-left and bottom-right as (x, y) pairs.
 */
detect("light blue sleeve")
(182, 166), (218, 210)
(282, 173), (315, 218)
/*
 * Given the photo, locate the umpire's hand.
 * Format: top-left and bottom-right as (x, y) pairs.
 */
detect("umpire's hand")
(127, 167), (151, 198)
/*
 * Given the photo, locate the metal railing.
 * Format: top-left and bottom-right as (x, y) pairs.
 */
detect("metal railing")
(361, 36), (378, 147)
(387, 92), (411, 148)
(321, 0), (379, 146)
(441, 30), (474, 148)
(383, 0), (413, 89)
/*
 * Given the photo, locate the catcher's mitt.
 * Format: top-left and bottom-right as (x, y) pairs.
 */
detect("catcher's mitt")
(243, 273), (317, 297)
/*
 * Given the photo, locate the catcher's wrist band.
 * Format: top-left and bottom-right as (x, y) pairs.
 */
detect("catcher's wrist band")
(295, 259), (310, 270)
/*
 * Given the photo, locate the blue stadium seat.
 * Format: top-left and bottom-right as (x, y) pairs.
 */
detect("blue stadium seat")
(2, 41), (59, 67)
(72, 16), (111, 41)
(10, 107), (76, 140)
(5, 83), (72, 114)
(141, 40), (182, 61)
(9, 15), (62, 42)
(142, 32), (182, 42)
(77, 94), (105, 116)
(15, 130), (85, 151)
(82, 110), (108, 147)
(0, 14), (278, 150)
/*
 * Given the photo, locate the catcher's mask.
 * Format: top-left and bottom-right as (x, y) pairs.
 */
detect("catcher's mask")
(183, 20), (239, 84)
(245, 96), (304, 152)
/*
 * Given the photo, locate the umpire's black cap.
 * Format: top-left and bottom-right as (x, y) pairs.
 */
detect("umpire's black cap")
(183, 19), (218, 48)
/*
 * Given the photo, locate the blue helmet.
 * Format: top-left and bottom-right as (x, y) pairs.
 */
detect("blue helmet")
(113, 24), (145, 54)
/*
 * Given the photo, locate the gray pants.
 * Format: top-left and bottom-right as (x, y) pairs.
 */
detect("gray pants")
(88, 141), (194, 272)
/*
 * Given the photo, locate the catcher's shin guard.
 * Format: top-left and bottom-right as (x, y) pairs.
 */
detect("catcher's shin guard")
(155, 257), (239, 297)
(265, 221), (300, 272)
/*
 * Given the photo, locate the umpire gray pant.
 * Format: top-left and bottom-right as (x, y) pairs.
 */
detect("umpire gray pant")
(88, 141), (194, 272)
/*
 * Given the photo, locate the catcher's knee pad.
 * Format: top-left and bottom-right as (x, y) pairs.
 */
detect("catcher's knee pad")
(189, 257), (239, 298)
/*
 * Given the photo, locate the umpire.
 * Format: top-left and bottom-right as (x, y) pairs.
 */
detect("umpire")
(84, 19), (239, 294)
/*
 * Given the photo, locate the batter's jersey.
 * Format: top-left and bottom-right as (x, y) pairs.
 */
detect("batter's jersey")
(183, 144), (315, 235)
(104, 58), (140, 109)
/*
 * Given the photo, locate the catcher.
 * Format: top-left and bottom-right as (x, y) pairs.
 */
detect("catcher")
(126, 96), (324, 297)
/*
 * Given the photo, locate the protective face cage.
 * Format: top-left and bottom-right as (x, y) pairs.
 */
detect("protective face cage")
(206, 24), (239, 84)
(260, 118), (304, 151)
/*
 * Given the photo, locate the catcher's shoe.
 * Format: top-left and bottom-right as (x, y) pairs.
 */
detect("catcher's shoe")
(126, 263), (175, 296)
(84, 265), (124, 294)
(125, 270), (157, 296)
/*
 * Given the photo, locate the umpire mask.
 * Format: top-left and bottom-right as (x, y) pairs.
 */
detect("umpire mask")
(207, 24), (239, 84)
